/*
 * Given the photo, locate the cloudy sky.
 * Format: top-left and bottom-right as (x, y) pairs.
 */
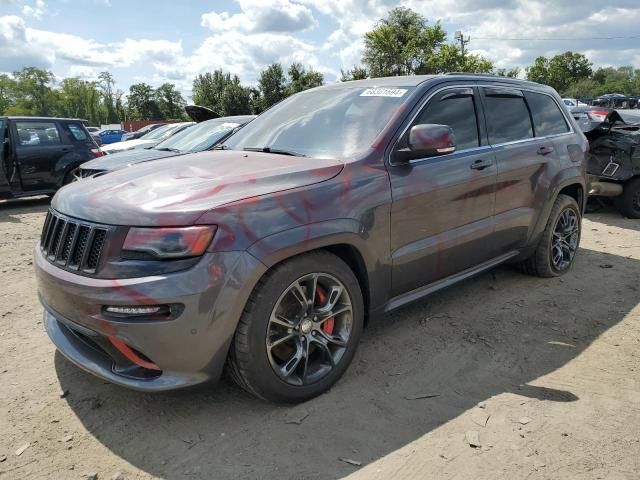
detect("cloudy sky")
(2, 0), (640, 98)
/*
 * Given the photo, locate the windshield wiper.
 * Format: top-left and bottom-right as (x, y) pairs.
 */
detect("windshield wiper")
(213, 144), (228, 150)
(242, 147), (307, 157)
(154, 147), (181, 152)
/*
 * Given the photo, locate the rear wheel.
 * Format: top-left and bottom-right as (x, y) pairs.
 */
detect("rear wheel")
(614, 177), (640, 219)
(227, 251), (364, 403)
(517, 194), (581, 277)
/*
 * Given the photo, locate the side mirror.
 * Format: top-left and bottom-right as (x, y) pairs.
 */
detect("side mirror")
(408, 124), (456, 157)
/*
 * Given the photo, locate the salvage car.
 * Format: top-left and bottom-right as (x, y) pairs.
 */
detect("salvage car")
(100, 122), (194, 154)
(1, 116), (101, 199)
(584, 109), (640, 217)
(97, 128), (127, 144)
(76, 115), (255, 178)
(35, 75), (587, 402)
(121, 123), (166, 142)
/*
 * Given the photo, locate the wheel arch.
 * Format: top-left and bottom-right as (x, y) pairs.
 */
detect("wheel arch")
(247, 221), (383, 324)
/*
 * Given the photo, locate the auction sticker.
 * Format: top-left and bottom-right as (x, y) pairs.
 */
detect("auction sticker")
(360, 88), (407, 97)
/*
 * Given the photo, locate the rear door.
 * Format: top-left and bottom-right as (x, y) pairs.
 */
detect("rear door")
(12, 120), (69, 192)
(0, 118), (10, 195)
(481, 87), (545, 253)
(388, 86), (498, 296)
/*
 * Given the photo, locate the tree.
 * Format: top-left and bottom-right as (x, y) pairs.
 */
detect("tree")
(11, 67), (57, 116)
(220, 78), (252, 116)
(286, 63), (323, 95)
(495, 67), (521, 78)
(58, 78), (102, 124)
(340, 66), (368, 82)
(428, 43), (493, 74)
(257, 63), (286, 111)
(98, 72), (119, 123)
(192, 70), (232, 116)
(127, 83), (161, 120)
(154, 83), (186, 120)
(0, 74), (17, 114)
(362, 7), (447, 76)
(526, 52), (592, 93)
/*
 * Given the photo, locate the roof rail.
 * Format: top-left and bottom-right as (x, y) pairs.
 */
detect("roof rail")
(444, 72), (501, 77)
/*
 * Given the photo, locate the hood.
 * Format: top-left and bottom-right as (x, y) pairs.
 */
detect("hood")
(80, 148), (182, 172)
(102, 139), (156, 153)
(53, 150), (344, 226)
(185, 105), (219, 123)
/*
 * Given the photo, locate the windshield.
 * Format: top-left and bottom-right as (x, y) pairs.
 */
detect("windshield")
(141, 123), (188, 140)
(224, 86), (415, 159)
(155, 119), (241, 152)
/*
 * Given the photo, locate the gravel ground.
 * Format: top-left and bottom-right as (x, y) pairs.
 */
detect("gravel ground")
(0, 197), (639, 480)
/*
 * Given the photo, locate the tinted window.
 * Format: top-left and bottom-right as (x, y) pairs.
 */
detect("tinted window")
(16, 122), (61, 146)
(484, 93), (533, 144)
(414, 92), (480, 150)
(67, 123), (88, 141)
(525, 92), (570, 137)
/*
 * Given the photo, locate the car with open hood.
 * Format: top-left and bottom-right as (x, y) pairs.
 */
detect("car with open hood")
(35, 74), (587, 403)
(76, 115), (254, 179)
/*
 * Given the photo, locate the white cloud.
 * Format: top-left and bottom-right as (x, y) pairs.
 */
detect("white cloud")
(22, 0), (45, 19)
(202, 0), (317, 34)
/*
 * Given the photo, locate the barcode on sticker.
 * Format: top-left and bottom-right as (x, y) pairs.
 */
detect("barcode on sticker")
(360, 88), (407, 98)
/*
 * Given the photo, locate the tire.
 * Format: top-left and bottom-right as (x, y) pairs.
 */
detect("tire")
(227, 251), (364, 403)
(517, 194), (581, 278)
(614, 177), (640, 219)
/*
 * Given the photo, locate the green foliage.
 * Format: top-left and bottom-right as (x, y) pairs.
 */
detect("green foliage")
(11, 67), (57, 116)
(98, 72), (119, 123)
(57, 77), (102, 124)
(526, 52), (592, 93)
(361, 7), (493, 77)
(495, 67), (521, 78)
(192, 70), (250, 116)
(363, 7), (448, 76)
(340, 66), (368, 82)
(154, 83), (187, 120)
(127, 83), (161, 120)
(0, 74), (17, 115)
(257, 63), (287, 111)
(285, 63), (323, 95)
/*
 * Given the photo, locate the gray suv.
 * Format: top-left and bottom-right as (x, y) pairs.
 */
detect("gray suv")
(35, 74), (587, 403)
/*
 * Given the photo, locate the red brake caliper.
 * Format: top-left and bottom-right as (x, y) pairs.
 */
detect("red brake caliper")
(315, 285), (335, 335)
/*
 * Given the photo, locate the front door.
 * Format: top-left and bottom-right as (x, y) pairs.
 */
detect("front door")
(388, 86), (497, 297)
(13, 120), (69, 192)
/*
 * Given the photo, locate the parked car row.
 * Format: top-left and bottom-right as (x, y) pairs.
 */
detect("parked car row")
(33, 74), (589, 404)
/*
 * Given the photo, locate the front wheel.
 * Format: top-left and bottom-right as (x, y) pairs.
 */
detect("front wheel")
(517, 194), (581, 277)
(227, 251), (364, 403)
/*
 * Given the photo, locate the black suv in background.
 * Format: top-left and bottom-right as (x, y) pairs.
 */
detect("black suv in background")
(0, 117), (99, 200)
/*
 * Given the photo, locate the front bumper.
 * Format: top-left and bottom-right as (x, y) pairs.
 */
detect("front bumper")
(35, 246), (267, 391)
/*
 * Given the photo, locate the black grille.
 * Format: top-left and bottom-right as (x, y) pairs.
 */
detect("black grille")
(40, 210), (109, 273)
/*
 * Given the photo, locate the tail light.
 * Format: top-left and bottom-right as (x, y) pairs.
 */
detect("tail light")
(586, 109), (610, 122)
(91, 148), (106, 158)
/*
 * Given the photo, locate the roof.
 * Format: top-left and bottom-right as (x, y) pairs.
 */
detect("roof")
(319, 73), (550, 91)
(1, 116), (88, 122)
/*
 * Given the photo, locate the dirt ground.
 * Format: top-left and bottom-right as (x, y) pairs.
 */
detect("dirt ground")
(0, 197), (639, 480)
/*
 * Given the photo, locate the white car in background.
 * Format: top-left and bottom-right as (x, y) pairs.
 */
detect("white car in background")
(100, 122), (194, 154)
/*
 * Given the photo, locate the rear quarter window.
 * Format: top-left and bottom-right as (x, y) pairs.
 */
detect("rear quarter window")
(483, 92), (533, 145)
(66, 123), (89, 141)
(525, 91), (570, 137)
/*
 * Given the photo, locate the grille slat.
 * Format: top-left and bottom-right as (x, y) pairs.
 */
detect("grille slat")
(40, 210), (108, 274)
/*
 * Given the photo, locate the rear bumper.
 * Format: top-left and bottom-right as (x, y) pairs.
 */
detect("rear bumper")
(35, 245), (267, 391)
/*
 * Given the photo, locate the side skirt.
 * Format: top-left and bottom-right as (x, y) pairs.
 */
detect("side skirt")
(384, 250), (520, 312)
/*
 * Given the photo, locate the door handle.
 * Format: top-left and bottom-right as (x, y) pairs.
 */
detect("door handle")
(470, 159), (493, 170)
(537, 146), (554, 156)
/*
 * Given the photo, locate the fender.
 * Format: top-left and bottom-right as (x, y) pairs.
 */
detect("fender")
(526, 173), (586, 251)
(53, 151), (87, 187)
(247, 218), (392, 314)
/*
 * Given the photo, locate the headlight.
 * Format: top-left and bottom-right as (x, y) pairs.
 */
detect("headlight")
(122, 226), (216, 259)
